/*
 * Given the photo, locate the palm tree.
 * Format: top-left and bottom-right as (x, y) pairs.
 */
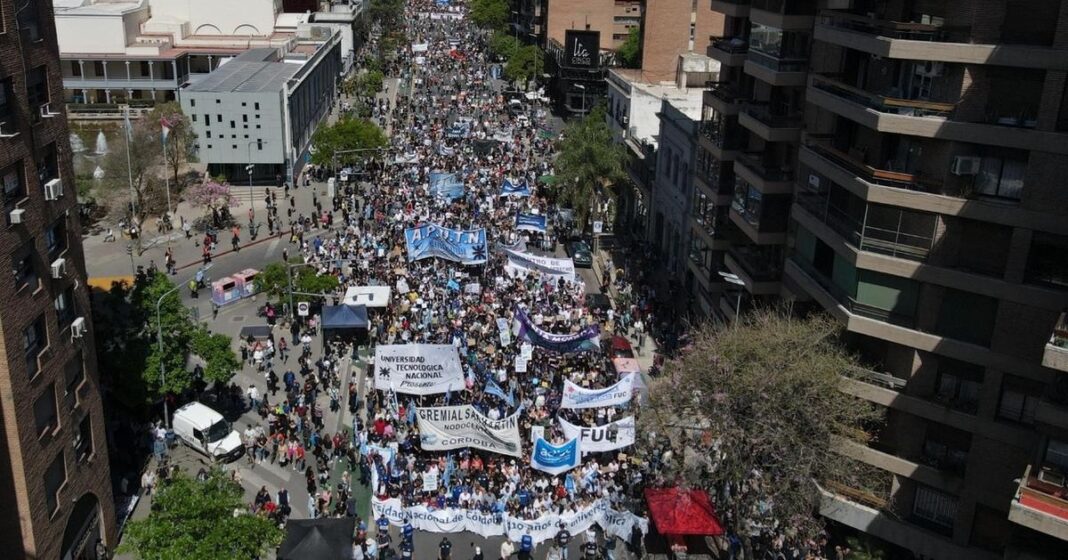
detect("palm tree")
(553, 104), (626, 230)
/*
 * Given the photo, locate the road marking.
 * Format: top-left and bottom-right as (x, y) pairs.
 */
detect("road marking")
(265, 237), (281, 258)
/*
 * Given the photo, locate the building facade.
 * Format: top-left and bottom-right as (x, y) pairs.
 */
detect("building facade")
(541, 0), (642, 52)
(688, 0), (1068, 557)
(0, 0), (116, 557)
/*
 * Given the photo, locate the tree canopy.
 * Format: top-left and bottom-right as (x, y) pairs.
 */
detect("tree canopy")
(310, 117), (387, 169)
(255, 260), (340, 305)
(468, 0), (508, 29)
(146, 101), (197, 188)
(119, 470), (283, 560)
(640, 310), (884, 542)
(617, 27), (642, 68)
(368, 0), (404, 31)
(186, 181), (240, 215)
(101, 116), (161, 223)
(504, 45), (544, 85)
(552, 104), (626, 227)
(488, 31), (520, 61)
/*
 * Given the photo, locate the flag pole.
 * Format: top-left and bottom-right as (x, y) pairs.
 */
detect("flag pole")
(124, 107), (137, 238)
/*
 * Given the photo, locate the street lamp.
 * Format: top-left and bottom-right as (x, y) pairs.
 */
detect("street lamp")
(156, 264), (211, 428)
(718, 270), (745, 329)
(246, 140), (267, 223)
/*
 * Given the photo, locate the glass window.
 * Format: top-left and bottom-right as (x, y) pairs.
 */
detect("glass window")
(1024, 232), (1068, 289)
(44, 452), (66, 516)
(975, 154), (1026, 200)
(75, 416), (93, 462)
(913, 485), (957, 530)
(45, 218), (66, 258)
(997, 376), (1041, 424)
(23, 316), (45, 378)
(65, 354), (85, 396)
(54, 286), (75, 326)
(934, 359), (983, 414)
(26, 66), (48, 111)
(749, 24), (784, 57)
(13, 243), (39, 292)
(0, 77), (15, 125)
(1046, 439), (1068, 472)
(2, 161), (24, 210)
(17, 0), (41, 42)
(33, 384), (57, 437)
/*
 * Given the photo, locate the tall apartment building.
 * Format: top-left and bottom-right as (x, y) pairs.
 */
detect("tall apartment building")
(690, 0), (1068, 558)
(0, 0), (116, 557)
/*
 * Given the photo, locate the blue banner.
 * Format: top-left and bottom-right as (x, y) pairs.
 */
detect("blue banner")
(530, 437), (581, 475)
(499, 178), (532, 197)
(405, 224), (488, 265)
(515, 213), (547, 233)
(429, 172), (465, 200)
(484, 378), (515, 407)
(514, 306), (600, 353)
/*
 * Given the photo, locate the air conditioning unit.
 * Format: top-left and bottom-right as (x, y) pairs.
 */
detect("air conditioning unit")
(50, 257), (66, 279)
(0, 121), (17, 138)
(71, 317), (86, 338)
(44, 178), (62, 201)
(950, 155), (981, 176)
(1038, 466), (1067, 487)
(9, 208), (24, 224)
(39, 103), (59, 118)
(917, 61), (944, 77)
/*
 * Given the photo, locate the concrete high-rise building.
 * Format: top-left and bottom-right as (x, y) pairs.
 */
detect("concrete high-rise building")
(0, 0), (116, 557)
(684, 0), (1068, 558)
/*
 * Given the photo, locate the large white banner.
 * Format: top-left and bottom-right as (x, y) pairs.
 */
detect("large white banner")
(560, 373), (635, 409)
(416, 406), (522, 457)
(372, 497), (648, 546)
(559, 416), (636, 453)
(374, 345), (465, 395)
(504, 249), (576, 283)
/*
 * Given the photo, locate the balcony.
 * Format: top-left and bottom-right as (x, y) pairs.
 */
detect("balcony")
(1043, 314), (1068, 373)
(750, 0), (816, 30)
(703, 83), (748, 116)
(733, 152), (794, 194)
(709, 0), (750, 18)
(801, 136), (942, 194)
(708, 37), (749, 66)
(698, 121), (744, 161)
(738, 105), (803, 143)
(815, 11), (1068, 71)
(725, 246), (782, 295)
(789, 256), (916, 328)
(745, 49), (808, 87)
(1009, 464), (1068, 541)
(808, 75), (1068, 154)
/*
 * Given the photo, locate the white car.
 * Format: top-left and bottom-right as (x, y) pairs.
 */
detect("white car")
(171, 402), (244, 462)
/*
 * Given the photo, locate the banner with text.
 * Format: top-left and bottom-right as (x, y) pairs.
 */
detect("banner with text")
(371, 497), (647, 546)
(405, 224), (488, 265)
(530, 437), (582, 475)
(429, 172), (465, 200)
(504, 248), (576, 283)
(374, 345), (466, 395)
(499, 178), (532, 197)
(560, 372), (635, 409)
(515, 306), (600, 353)
(515, 213), (547, 233)
(559, 416), (636, 453)
(416, 405), (522, 456)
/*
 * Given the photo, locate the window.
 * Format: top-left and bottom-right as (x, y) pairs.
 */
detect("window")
(206, 144), (212, 149)
(64, 354), (85, 396)
(242, 114), (247, 122)
(191, 113), (197, 123)
(205, 130), (211, 139)
(74, 416), (93, 462)
(70, 62), (81, 77)
(255, 124), (261, 129)
(23, 316), (45, 378)
(2, 161), (25, 211)
(0, 77), (15, 126)
(230, 120), (235, 129)
(189, 98), (196, 107)
(241, 102), (246, 107)
(232, 144), (237, 150)
(921, 422), (970, 475)
(37, 143), (57, 184)
(935, 289), (997, 346)
(139, 61), (149, 76)
(254, 102), (260, 110)
(54, 286), (75, 327)
(975, 152), (1025, 200)
(26, 66), (48, 112)
(216, 114), (222, 124)
(33, 384), (57, 437)
(997, 375), (1041, 424)
(17, 0), (41, 42)
(934, 359), (982, 413)
(257, 139), (263, 150)
(13, 243), (39, 291)
(215, 98), (220, 104)
(1025, 232), (1068, 289)
(44, 452), (66, 516)
(912, 485), (957, 532)
(1045, 439), (1068, 472)
(92, 61), (104, 77)
(45, 218), (67, 258)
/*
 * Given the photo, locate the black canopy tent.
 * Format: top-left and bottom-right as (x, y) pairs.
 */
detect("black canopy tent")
(278, 517), (355, 560)
(321, 304), (369, 347)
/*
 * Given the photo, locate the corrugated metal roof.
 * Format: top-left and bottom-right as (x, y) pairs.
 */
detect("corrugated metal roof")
(185, 52), (300, 93)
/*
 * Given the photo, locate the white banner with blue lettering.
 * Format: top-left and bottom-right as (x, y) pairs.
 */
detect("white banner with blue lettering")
(558, 416), (637, 453)
(405, 224), (488, 265)
(499, 178), (532, 197)
(560, 372), (635, 409)
(515, 213), (547, 232)
(530, 437), (581, 475)
(504, 248), (576, 283)
(371, 497), (648, 546)
(428, 172), (465, 200)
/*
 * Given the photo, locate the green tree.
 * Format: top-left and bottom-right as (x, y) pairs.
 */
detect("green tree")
(190, 327), (241, 386)
(640, 310), (885, 543)
(617, 26), (641, 68)
(102, 117), (162, 224)
(369, 0), (403, 31)
(256, 259), (341, 305)
(254, 260), (294, 302)
(553, 104), (627, 227)
(310, 117), (387, 169)
(135, 272), (195, 396)
(146, 101), (197, 188)
(845, 535), (889, 560)
(504, 45), (544, 85)
(119, 470), (283, 560)
(469, 0), (508, 29)
(489, 31), (520, 60)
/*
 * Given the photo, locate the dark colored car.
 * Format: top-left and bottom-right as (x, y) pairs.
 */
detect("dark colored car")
(568, 240), (593, 268)
(585, 293), (611, 313)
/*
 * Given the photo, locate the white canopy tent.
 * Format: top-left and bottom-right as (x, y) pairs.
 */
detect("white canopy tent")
(343, 286), (391, 308)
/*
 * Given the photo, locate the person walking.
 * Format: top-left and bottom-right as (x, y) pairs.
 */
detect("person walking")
(500, 539), (515, 560)
(438, 536), (453, 560)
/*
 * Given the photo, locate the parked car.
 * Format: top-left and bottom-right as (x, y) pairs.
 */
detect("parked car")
(568, 240), (593, 268)
(171, 402), (244, 462)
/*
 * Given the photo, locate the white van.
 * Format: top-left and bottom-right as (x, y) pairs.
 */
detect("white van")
(171, 402), (244, 462)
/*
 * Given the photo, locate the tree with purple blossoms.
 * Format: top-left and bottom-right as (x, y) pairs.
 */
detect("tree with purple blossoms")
(187, 180), (240, 215)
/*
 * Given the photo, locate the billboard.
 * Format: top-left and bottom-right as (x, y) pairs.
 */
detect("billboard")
(564, 30), (600, 68)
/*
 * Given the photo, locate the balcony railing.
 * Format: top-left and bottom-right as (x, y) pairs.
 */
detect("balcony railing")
(818, 11), (969, 43)
(699, 121), (746, 151)
(811, 74), (956, 117)
(803, 136), (943, 193)
(792, 257), (916, 327)
(706, 82), (748, 106)
(747, 49), (808, 72)
(744, 105), (804, 129)
(1014, 464), (1068, 523)
(711, 36), (749, 55)
(729, 246), (782, 281)
(844, 365), (907, 390)
(736, 152), (794, 182)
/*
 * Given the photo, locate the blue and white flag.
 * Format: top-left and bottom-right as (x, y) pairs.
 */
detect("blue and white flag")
(437, 144), (456, 157)
(514, 306), (600, 353)
(485, 378), (515, 407)
(530, 437), (581, 475)
(499, 178), (532, 198)
(560, 372), (635, 409)
(405, 224), (488, 265)
(429, 172), (465, 200)
(515, 213), (547, 233)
